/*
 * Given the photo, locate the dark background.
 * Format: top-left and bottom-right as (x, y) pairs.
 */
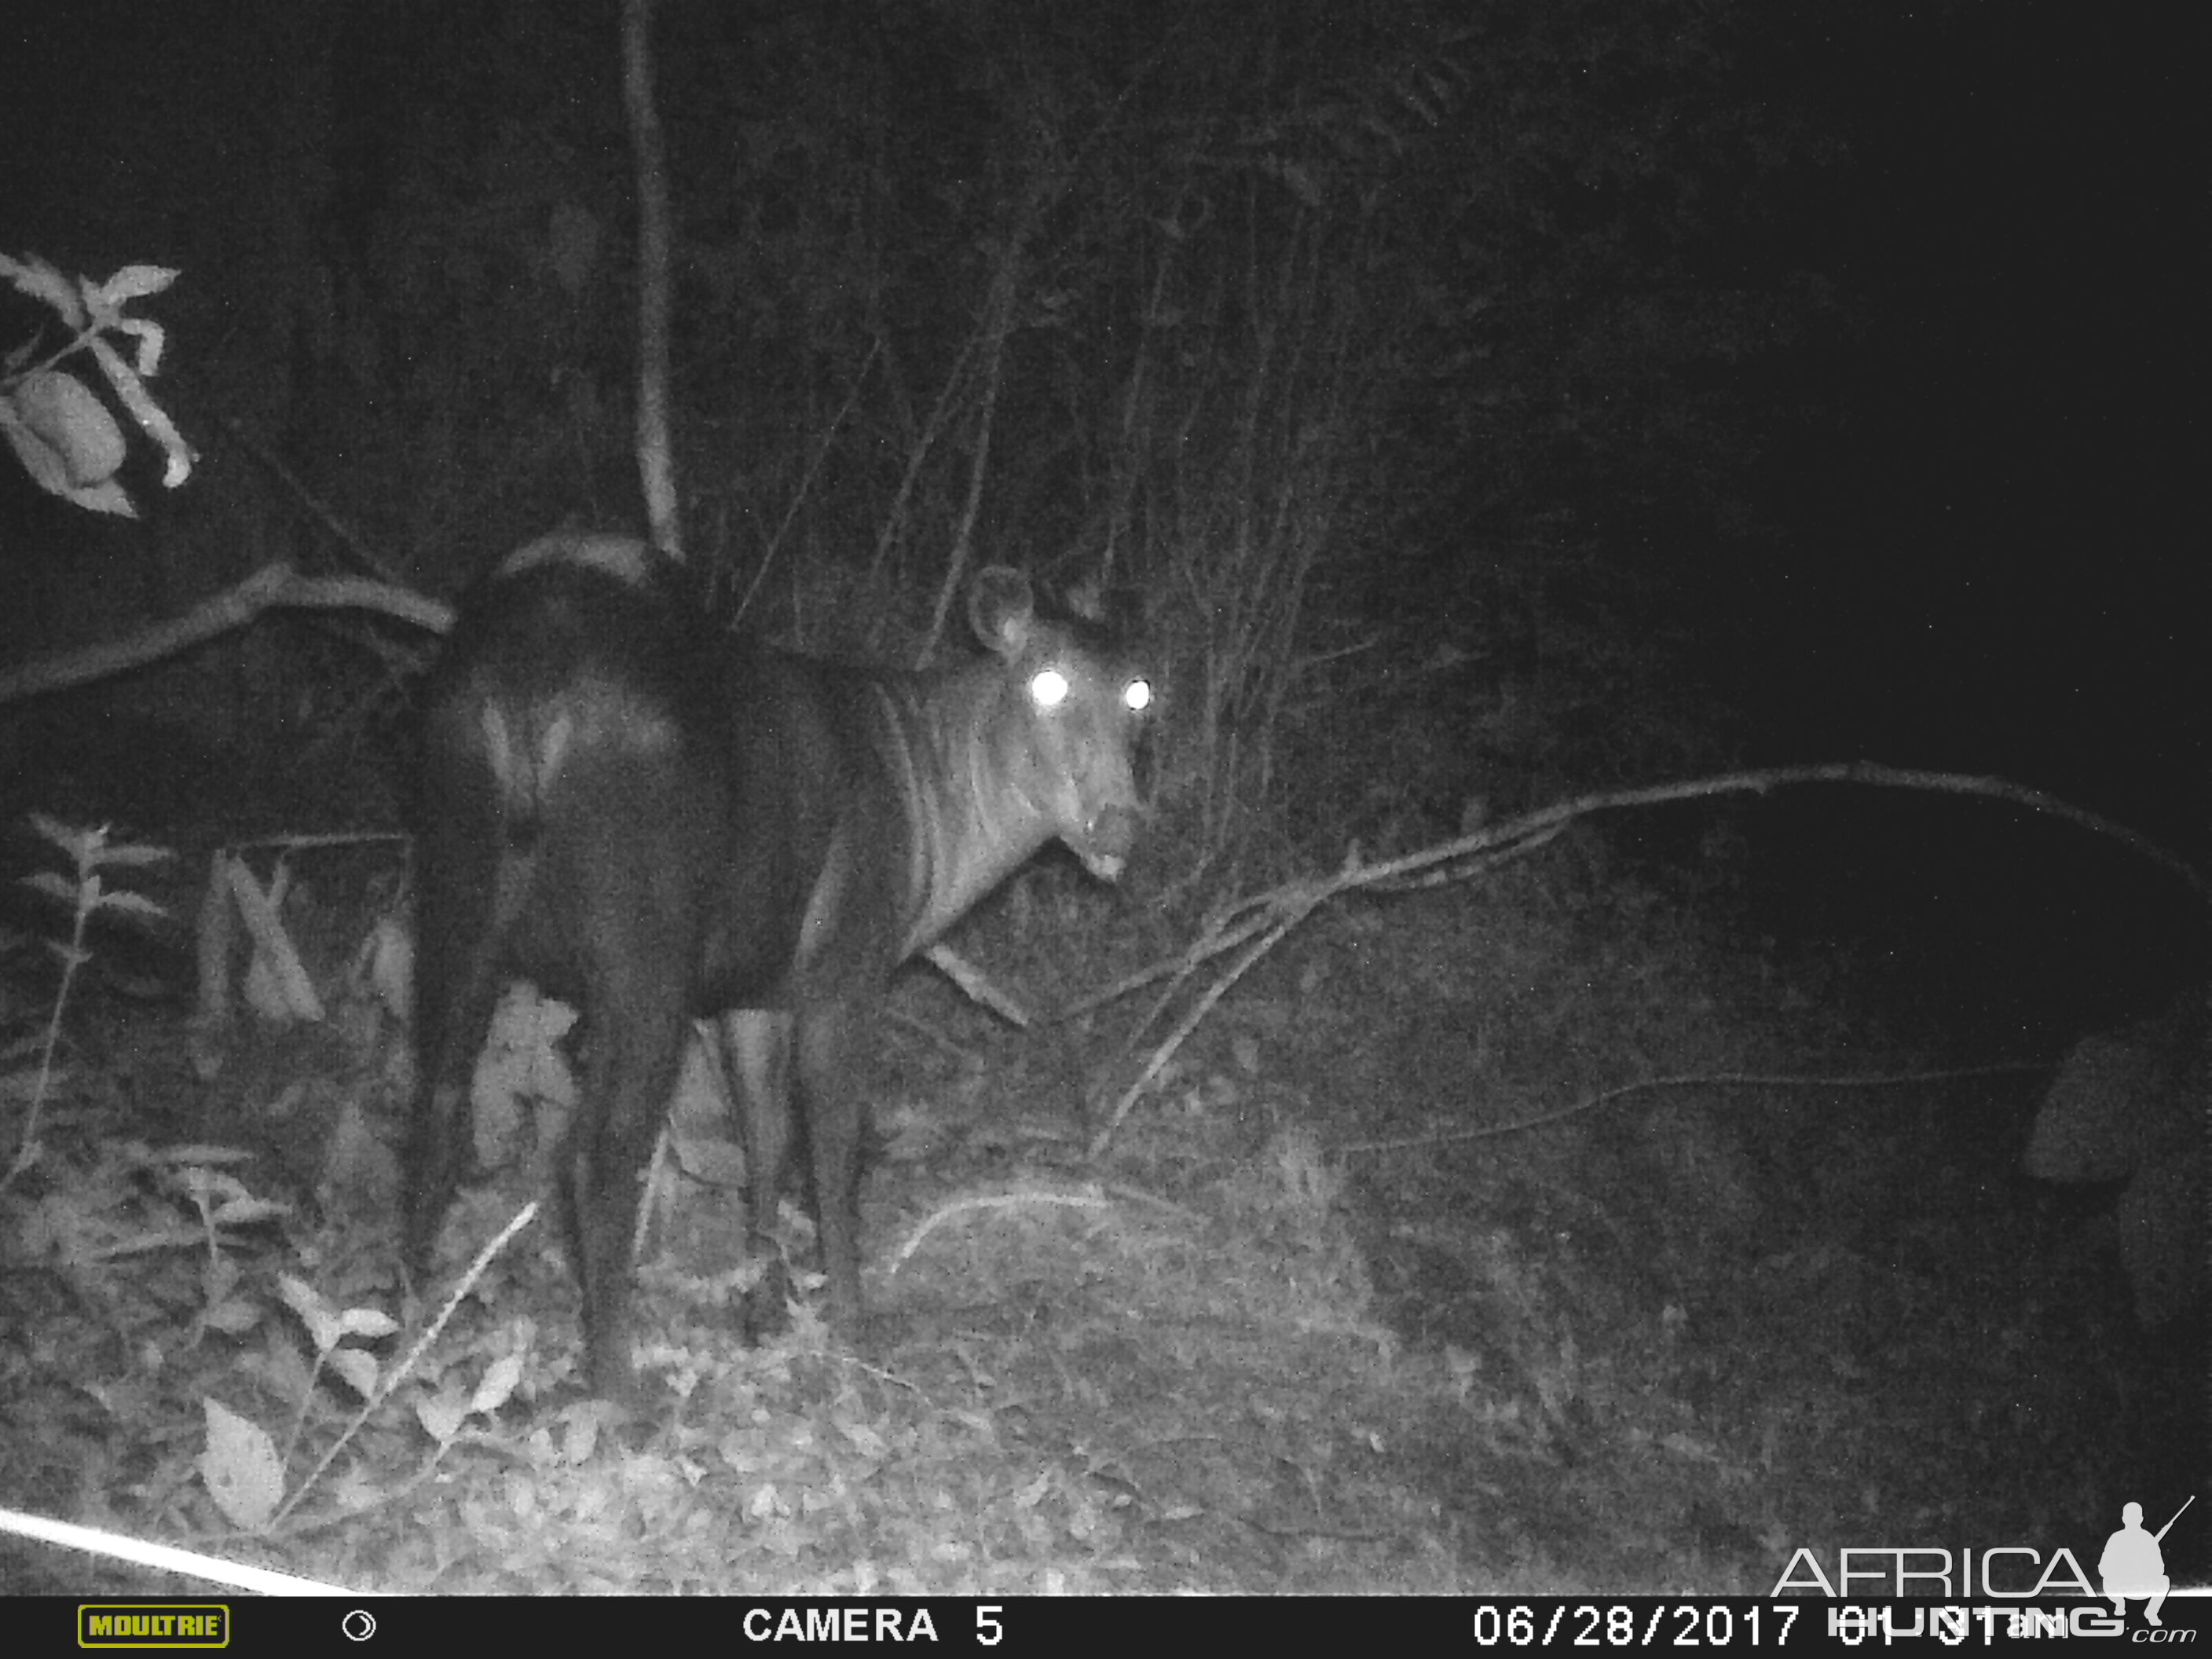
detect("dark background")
(0, 0), (2201, 1594)
(2, 2), (2196, 816)
(0, 0), (2198, 1109)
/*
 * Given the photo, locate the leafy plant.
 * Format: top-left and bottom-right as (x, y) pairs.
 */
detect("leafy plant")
(3, 815), (174, 1190)
(0, 254), (194, 518)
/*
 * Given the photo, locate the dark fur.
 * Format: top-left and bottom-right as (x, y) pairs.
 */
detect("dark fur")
(406, 535), (1147, 1398)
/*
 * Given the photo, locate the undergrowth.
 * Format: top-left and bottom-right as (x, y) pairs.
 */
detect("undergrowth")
(0, 813), (2187, 1596)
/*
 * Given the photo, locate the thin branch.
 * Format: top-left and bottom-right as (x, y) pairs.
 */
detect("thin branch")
(0, 561), (449, 706)
(623, 0), (682, 559)
(923, 942), (1033, 1029)
(737, 337), (883, 627)
(862, 329), (979, 609)
(888, 1185), (1115, 1274)
(1088, 912), (1305, 1156)
(1080, 764), (2207, 1154)
(920, 236), (1021, 664)
(211, 415), (408, 588)
(1334, 1062), (2055, 1156)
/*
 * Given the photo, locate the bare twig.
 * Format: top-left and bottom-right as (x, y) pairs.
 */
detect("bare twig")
(919, 233), (1022, 664)
(888, 1184), (1114, 1273)
(739, 337), (883, 624)
(1089, 912), (1307, 1156)
(1510, 763), (2209, 906)
(623, 0), (681, 559)
(0, 560), (449, 705)
(213, 830), (408, 856)
(276, 1202), (542, 1532)
(1080, 763), (2206, 1155)
(924, 943), (1033, 1029)
(862, 329), (979, 609)
(211, 416), (408, 588)
(1334, 1062), (2054, 1156)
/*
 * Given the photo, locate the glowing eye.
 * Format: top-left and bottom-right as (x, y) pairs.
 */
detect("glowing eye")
(1124, 678), (1152, 713)
(1029, 668), (1071, 709)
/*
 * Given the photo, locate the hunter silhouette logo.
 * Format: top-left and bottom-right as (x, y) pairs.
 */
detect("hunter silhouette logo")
(2100, 1496), (2192, 1627)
